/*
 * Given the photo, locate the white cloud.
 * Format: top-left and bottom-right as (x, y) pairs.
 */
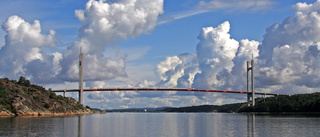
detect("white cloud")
(153, 22), (259, 91)
(61, 0), (164, 88)
(81, 0), (320, 108)
(149, 21), (259, 103)
(258, 0), (320, 89)
(71, 0), (164, 55)
(0, 0), (166, 109)
(155, 53), (199, 88)
(213, 98), (223, 105)
(193, 21), (240, 89)
(196, 0), (275, 12)
(0, 15), (60, 80)
(158, 0), (275, 25)
(158, 10), (208, 25)
(153, 0), (320, 102)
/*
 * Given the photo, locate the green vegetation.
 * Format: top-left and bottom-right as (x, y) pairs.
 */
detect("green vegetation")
(49, 92), (55, 99)
(74, 103), (83, 111)
(85, 105), (92, 110)
(0, 84), (12, 111)
(160, 103), (245, 113)
(0, 88), (7, 98)
(160, 93), (320, 113)
(240, 93), (320, 113)
(18, 76), (30, 87)
(33, 95), (39, 100)
(44, 103), (50, 109)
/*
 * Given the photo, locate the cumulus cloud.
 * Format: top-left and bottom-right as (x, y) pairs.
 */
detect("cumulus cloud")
(147, 21), (260, 105)
(86, 91), (227, 109)
(220, 39), (259, 91)
(154, 0), (320, 100)
(62, 0), (164, 85)
(257, 0), (320, 91)
(193, 21), (240, 89)
(153, 22), (260, 93)
(0, 15), (61, 80)
(70, 0), (164, 55)
(154, 21), (259, 91)
(155, 53), (199, 88)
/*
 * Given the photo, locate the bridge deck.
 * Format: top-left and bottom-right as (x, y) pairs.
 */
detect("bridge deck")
(52, 88), (288, 96)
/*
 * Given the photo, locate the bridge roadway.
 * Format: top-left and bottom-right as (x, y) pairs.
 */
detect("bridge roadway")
(52, 88), (289, 96)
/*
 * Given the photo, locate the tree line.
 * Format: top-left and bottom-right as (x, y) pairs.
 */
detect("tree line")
(240, 93), (320, 112)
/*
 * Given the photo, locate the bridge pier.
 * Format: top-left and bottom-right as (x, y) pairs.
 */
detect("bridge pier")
(79, 52), (84, 105)
(247, 59), (255, 106)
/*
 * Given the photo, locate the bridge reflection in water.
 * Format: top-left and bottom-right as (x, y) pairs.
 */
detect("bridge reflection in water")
(247, 114), (255, 137)
(74, 113), (258, 137)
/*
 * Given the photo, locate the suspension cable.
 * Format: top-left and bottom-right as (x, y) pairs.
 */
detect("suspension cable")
(51, 65), (79, 89)
(40, 61), (79, 86)
(31, 55), (79, 84)
(65, 76), (78, 90)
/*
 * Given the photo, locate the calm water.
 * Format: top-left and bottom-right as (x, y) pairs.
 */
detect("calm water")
(0, 113), (319, 137)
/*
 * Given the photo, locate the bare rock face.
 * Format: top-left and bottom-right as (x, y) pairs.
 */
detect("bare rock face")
(0, 77), (92, 116)
(0, 107), (15, 116)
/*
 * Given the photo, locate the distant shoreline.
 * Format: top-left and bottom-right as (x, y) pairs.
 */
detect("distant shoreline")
(100, 92), (320, 114)
(94, 111), (320, 116)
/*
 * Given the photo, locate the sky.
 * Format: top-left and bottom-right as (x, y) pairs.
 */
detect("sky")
(0, 0), (320, 109)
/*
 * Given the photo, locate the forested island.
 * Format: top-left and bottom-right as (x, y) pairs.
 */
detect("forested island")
(106, 93), (320, 113)
(0, 77), (92, 116)
(240, 92), (320, 113)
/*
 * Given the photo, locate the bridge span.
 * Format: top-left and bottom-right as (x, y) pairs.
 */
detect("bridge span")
(46, 52), (289, 106)
(52, 88), (288, 96)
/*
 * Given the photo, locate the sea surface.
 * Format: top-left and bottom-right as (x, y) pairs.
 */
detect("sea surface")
(0, 113), (319, 137)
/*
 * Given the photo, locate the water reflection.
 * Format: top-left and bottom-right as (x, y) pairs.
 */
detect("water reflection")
(78, 115), (82, 137)
(1, 113), (320, 137)
(74, 113), (248, 137)
(247, 114), (255, 137)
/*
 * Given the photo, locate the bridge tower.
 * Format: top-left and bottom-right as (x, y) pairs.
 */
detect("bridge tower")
(79, 52), (84, 104)
(247, 58), (255, 106)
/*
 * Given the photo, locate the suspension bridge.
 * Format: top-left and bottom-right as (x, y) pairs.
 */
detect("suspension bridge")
(32, 52), (288, 107)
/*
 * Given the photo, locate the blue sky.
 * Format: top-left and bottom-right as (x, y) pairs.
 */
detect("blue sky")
(0, 0), (319, 109)
(0, 0), (299, 50)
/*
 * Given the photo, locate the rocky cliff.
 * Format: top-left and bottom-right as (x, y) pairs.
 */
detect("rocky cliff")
(0, 77), (92, 116)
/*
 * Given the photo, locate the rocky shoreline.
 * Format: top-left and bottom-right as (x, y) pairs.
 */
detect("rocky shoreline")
(0, 77), (93, 117)
(0, 110), (92, 117)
